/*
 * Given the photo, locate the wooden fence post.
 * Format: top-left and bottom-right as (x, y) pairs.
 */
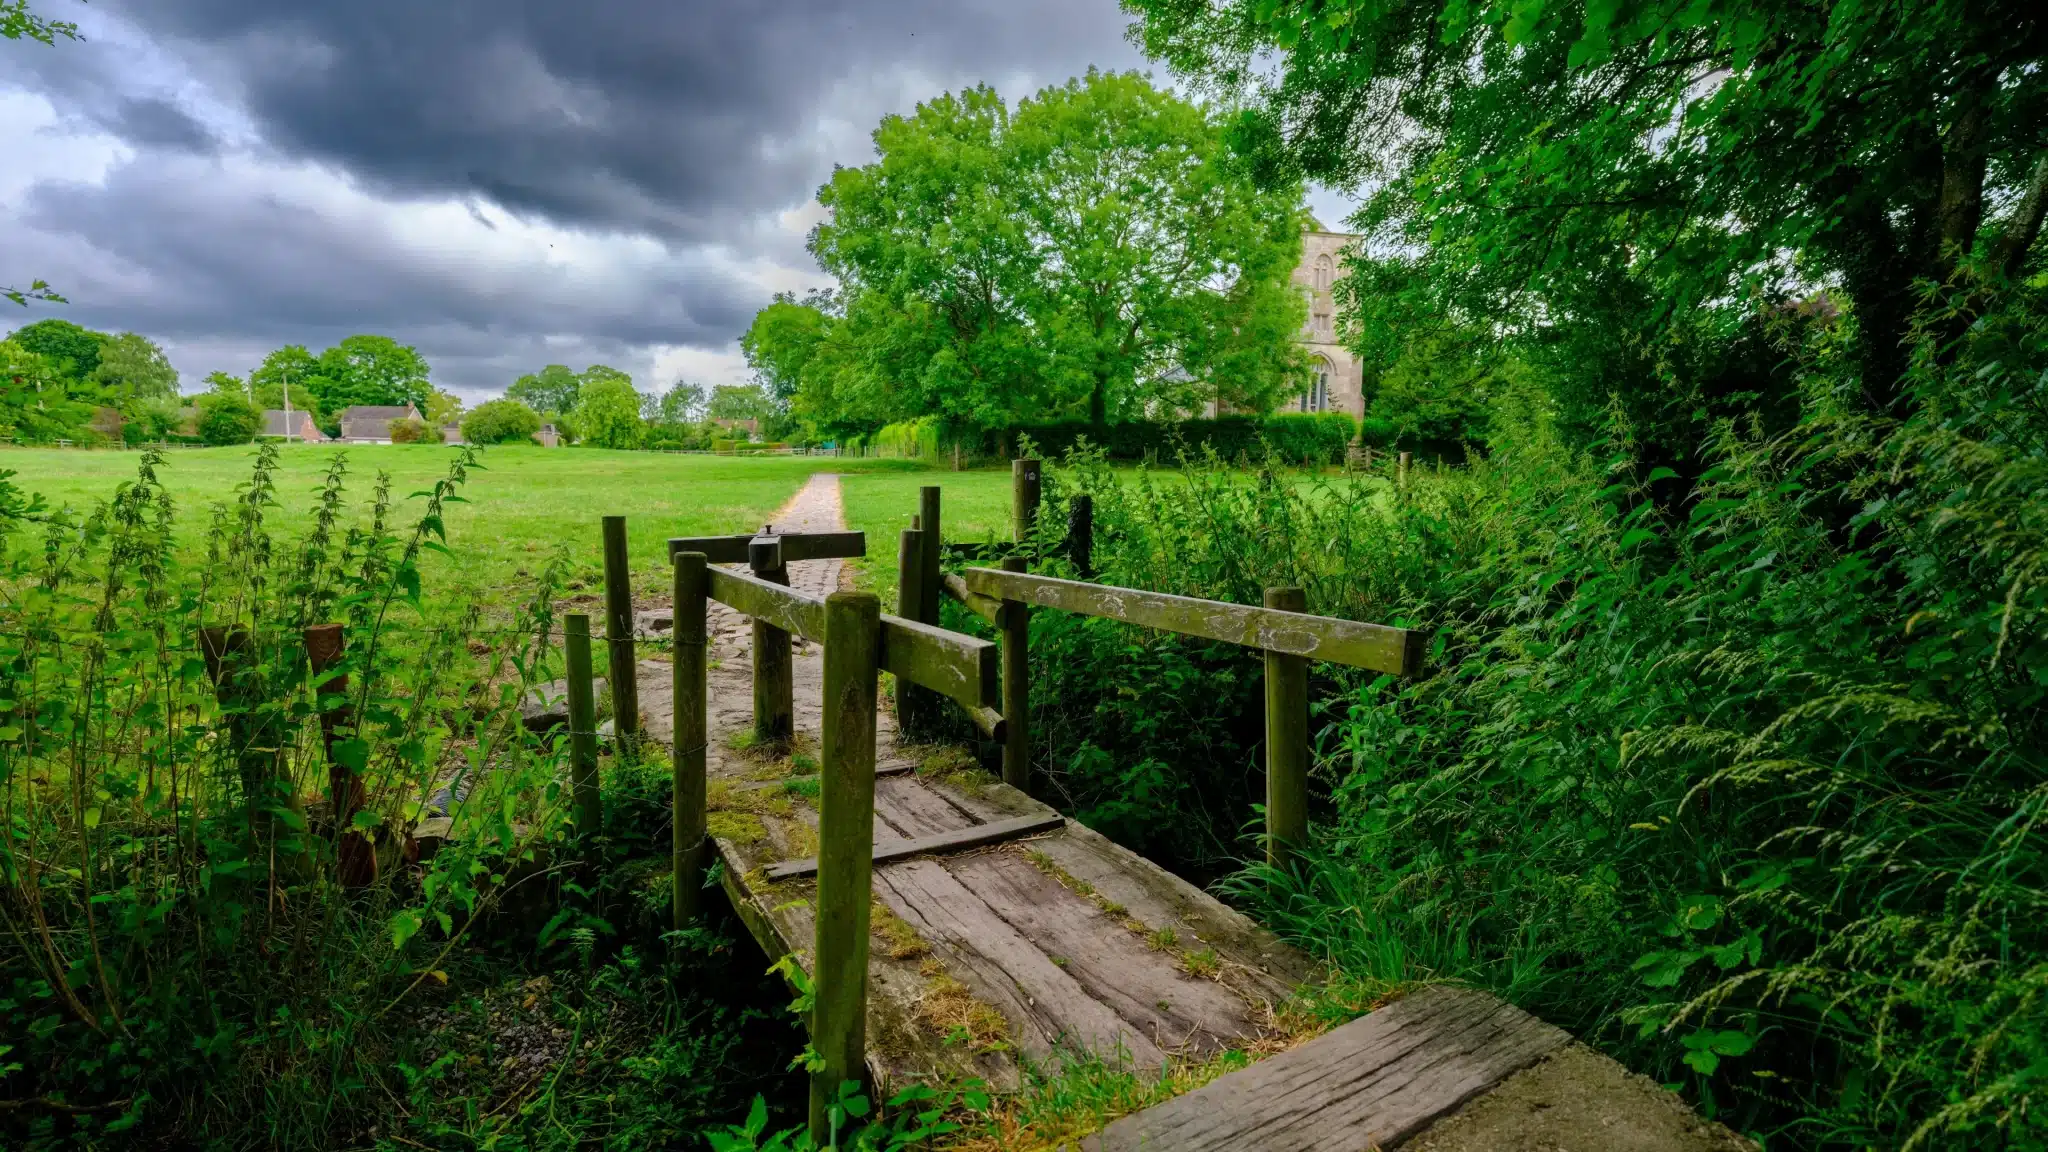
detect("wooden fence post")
(601, 516), (641, 754)
(811, 590), (880, 1141)
(672, 552), (709, 926)
(1013, 458), (1041, 550)
(1262, 587), (1309, 872)
(1068, 493), (1093, 578)
(918, 486), (942, 628)
(1000, 555), (1031, 794)
(1397, 451), (1412, 488)
(564, 613), (601, 837)
(896, 526), (928, 736)
(305, 623), (373, 886)
(749, 531), (795, 747)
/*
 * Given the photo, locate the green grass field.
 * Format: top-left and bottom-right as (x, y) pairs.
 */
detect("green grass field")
(0, 444), (929, 598)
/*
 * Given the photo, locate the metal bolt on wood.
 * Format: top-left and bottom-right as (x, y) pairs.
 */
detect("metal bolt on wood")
(811, 590), (881, 1141)
(1263, 586), (1309, 872)
(671, 552), (709, 926)
(601, 516), (640, 753)
(1000, 555), (1031, 794)
(564, 613), (602, 838)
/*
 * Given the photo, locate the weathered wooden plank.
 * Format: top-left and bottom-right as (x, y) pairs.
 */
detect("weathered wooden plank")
(1084, 986), (1568, 1152)
(667, 530), (866, 565)
(967, 704), (1006, 742)
(944, 850), (1266, 1057)
(940, 571), (1003, 626)
(961, 568), (1426, 676)
(709, 566), (827, 642)
(876, 858), (1168, 1069)
(764, 812), (1064, 880)
(811, 590), (881, 1138)
(878, 614), (999, 710)
(874, 776), (980, 840)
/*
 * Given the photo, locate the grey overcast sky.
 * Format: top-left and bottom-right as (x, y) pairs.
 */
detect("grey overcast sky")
(2, 0), (1353, 400)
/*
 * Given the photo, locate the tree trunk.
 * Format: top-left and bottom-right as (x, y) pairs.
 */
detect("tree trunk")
(1089, 375), (1107, 430)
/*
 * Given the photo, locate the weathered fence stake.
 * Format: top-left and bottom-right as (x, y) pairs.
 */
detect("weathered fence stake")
(1263, 586), (1309, 871)
(749, 530), (795, 747)
(564, 614), (601, 837)
(811, 590), (881, 1140)
(1068, 493), (1094, 578)
(900, 484), (943, 739)
(672, 552), (710, 925)
(896, 526), (927, 734)
(601, 516), (641, 753)
(1397, 451), (1412, 488)
(1012, 458), (1042, 550)
(304, 623), (373, 885)
(1000, 555), (1031, 794)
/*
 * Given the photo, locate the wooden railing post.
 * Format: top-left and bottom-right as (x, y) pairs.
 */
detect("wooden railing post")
(1262, 587), (1309, 871)
(1012, 458), (1041, 550)
(1068, 493), (1093, 578)
(601, 515), (641, 753)
(564, 613), (601, 837)
(672, 552), (709, 925)
(749, 530), (795, 747)
(1397, 451), (1412, 489)
(1000, 555), (1031, 793)
(305, 623), (373, 886)
(918, 486), (942, 628)
(896, 526), (929, 736)
(811, 590), (880, 1141)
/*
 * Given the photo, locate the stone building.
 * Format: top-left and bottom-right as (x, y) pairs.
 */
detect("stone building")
(1289, 230), (1363, 417)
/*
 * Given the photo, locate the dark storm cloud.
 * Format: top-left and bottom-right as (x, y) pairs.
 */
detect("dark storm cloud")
(104, 0), (1147, 240)
(103, 97), (218, 152)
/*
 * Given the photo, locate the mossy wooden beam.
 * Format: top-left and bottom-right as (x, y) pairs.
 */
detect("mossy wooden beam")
(666, 530), (866, 565)
(766, 812), (1066, 881)
(961, 568), (1427, 676)
(672, 551), (710, 926)
(812, 590), (881, 1140)
(941, 571), (1003, 626)
(709, 565), (828, 641)
(563, 613), (601, 838)
(602, 516), (641, 750)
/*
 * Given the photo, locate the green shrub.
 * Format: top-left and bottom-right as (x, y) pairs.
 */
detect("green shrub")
(387, 415), (431, 443)
(990, 413), (1358, 465)
(461, 397), (542, 444)
(196, 392), (261, 444)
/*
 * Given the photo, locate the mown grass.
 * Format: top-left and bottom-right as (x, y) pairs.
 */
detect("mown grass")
(0, 444), (928, 598)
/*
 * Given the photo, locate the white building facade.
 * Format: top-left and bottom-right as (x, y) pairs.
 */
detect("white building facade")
(1289, 230), (1364, 418)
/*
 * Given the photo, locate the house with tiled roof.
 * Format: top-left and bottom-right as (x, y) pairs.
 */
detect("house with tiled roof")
(336, 403), (422, 444)
(262, 410), (328, 443)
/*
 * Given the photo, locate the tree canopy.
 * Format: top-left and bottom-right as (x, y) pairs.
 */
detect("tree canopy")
(1127, 0), (2048, 441)
(460, 399), (542, 445)
(92, 332), (180, 405)
(744, 70), (1309, 433)
(572, 371), (643, 449)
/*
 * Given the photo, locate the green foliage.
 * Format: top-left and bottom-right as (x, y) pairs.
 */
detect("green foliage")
(387, 415), (432, 443)
(461, 398), (544, 445)
(508, 364), (583, 416)
(308, 334), (432, 412)
(709, 383), (773, 423)
(6, 317), (102, 380)
(0, 337), (94, 442)
(91, 332), (181, 405)
(423, 389), (463, 428)
(756, 71), (1308, 434)
(195, 391), (262, 445)
(574, 372), (645, 449)
(990, 413), (1357, 465)
(1017, 274), (2048, 1146)
(0, 0), (77, 45)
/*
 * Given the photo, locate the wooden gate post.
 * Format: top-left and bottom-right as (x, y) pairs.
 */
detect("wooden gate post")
(749, 531), (795, 747)
(895, 526), (928, 735)
(601, 516), (641, 753)
(918, 486), (942, 628)
(1000, 555), (1031, 793)
(305, 624), (373, 885)
(1068, 493), (1094, 578)
(811, 590), (880, 1141)
(564, 614), (602, 837)
(1263, 586), (1309, 871)
(671, 552), (710, 925)
(1013, 458), (1042, 550)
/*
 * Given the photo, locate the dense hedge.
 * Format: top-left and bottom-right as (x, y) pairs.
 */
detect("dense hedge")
(996, 412), (1360, 464)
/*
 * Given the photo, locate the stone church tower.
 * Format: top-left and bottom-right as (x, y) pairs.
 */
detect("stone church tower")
(1289, 230), (1364, 417)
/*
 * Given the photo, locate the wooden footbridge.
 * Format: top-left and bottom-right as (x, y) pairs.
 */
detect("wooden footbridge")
(556, 466), (1747, 1151)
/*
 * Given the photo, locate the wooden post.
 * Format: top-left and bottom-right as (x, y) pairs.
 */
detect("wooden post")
(601, 516), (640, 752)
(672, 552), (709, 925)
(749, 531), (794, 747)
(918, 486), (942, 627)
(1012, 458), (1042, 550)
(305, 624), (373, 886)
(1068, 494), (1094, 578)
(811, 590), (880, 1141)
(1263, 586), (1309, 872)
(1000, 556), (1031, 794)
(1397, 451), (1412, 488)
(896, 526), (928, 736)
(565, 613), (601, 837)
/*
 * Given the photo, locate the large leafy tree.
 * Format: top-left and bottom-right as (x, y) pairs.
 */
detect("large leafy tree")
(507, 364), (582, 416)
(250, 345), (327, 417)
(1126, 0), (2048, 429)
(7, 318), (103, 381)
(766, 70), (1308, 432)
(0, 337), (91, 441)
(312, 335), (431, 412)
(93, 332), (180, 405)
(572, 372), (644, 449)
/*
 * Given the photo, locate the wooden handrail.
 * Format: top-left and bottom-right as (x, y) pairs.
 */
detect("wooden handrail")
(667, 530), (865, 565)
(940, 571), (1002, 625)
(703, 564), (999, 709)
(961, 567), (1426, 676)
